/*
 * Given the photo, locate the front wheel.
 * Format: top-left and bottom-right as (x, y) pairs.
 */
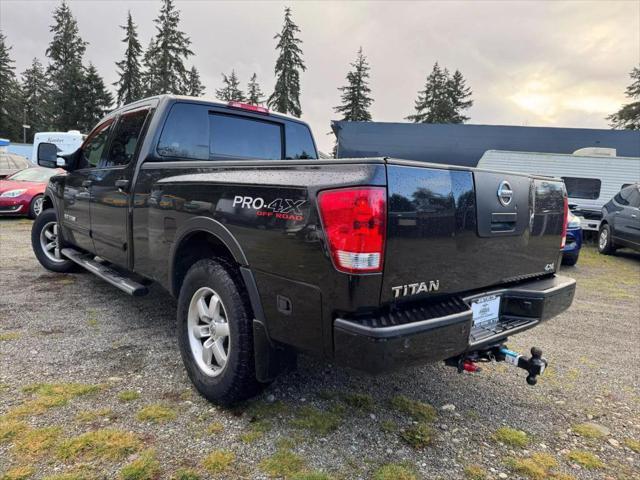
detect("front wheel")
(31, 209), (77, 273)
(177, 258), (264, 405)
(28, 194), (44, 219)
(598, 224), (616, 255)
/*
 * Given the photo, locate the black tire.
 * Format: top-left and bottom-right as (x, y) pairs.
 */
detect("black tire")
(28, 194), (44, 219)
(598, 224), (616, 255)
(561, 251), (579, 266)
(31, 209), (77, 273)
(177, 258), (264, 405)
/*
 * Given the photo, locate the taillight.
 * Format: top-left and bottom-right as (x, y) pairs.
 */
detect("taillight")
(560, 195), (568, 248)
(317, 187), (386, 273)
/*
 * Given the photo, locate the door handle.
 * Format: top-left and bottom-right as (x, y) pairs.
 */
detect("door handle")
(81, 180), (92, 188)
(115, 179), (130, 191)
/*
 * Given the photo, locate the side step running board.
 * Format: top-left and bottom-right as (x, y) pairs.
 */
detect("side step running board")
(61, 248), (149, 297)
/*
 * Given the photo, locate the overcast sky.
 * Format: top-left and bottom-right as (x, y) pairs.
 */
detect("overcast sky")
(1, 0), (638, 152)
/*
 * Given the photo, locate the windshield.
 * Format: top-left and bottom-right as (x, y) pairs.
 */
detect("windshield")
(7, 167), (58, 182)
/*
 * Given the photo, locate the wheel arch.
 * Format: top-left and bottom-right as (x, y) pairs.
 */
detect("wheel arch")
(42, 194), (54, 212)
(169, 216), (248, 297)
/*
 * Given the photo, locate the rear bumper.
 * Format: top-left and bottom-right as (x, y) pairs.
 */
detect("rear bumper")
(333, 275), (576, 373)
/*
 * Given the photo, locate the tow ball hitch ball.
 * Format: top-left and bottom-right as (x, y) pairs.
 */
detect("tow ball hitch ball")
(448, 346), (548, 386)
(498, 346), (548, 386)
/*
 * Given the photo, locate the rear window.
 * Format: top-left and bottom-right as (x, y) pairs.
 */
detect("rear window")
(157, 102), (316, 162)
(561, 177), (601, 200)
(209, 113), (282, 160)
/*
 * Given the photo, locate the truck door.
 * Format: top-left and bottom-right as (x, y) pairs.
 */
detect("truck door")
(60, 119), (114, 253)
(90, 107), (150, 268)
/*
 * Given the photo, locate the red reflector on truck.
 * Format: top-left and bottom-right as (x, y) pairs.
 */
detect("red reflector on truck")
(317, 187), (386, 273)
(560, 196), (568, 248)
(227, 101), (269, 114)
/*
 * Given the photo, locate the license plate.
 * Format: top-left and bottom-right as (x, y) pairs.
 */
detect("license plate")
(471, 294), (501, 327)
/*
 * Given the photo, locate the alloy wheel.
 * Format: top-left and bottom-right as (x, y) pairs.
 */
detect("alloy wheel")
(39, 221), (64, 263)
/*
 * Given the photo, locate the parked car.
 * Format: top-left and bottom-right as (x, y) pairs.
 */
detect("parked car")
(0, 139), (31, 179)
(0, 167), (64, 218)
(598, 183), (640, 254)
(31, 95), (575, 405)
(561, 211), (583, 266)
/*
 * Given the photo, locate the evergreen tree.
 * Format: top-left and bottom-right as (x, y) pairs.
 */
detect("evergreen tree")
(268, 7), (305, 117)
(608, 66), (640, 130)
(334, 47), (373, 121)
(447, 70), (473, 123)
(46, 0), (88, 131)
(114, 11), (143, 106)
(186, 66), (205, 97)
(143, 0), (194, 95)
(79, 63), (113, 131)
(246, 73), (265, 105)
(215, 70), (245, 102)
(21, 58), (52, 142)
(407, 63), (473, 124)
(0, 31), (22, 140)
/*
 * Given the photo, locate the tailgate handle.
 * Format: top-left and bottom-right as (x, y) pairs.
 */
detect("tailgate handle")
(491, 212), (517, 233)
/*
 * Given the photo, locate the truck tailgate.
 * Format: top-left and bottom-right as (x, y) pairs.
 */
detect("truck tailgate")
(381, 161), (565, 304)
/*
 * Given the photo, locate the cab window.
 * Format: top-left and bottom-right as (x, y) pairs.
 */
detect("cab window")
(80, 120), (113, 168)
(103, 109), (149, 168)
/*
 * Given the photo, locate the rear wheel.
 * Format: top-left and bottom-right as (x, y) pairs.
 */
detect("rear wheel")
(177, 258), (264, 405)
(598, 224), (616, 255)
(28, 195), (44, 219)
(31, 209), (77, 272)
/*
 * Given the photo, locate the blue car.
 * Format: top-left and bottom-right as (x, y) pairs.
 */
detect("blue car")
(562, 211), (583, 266)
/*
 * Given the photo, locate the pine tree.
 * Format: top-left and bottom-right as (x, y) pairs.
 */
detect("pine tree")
(46, 0), (88, 131)
(0, 31), (22, 141)
(21, 58), (52, 142)
(268, 7), (305, 117)
(143, 0), (194, 95)
(246, 73), (265, 106)
(608, 66), (640, 130)
(215, 70), (245, 102)
(186, 66), (205, 97)
(447, 70), (473, 123)
(114, 11), (143, 106)
(334, 47), (373, 121)
(79, 63), (113, 131)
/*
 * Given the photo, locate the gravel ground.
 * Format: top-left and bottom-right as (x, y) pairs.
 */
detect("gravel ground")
(1, 217), (639, 480)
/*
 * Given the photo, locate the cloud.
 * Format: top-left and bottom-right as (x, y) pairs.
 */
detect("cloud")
(0, 0), (638, 151)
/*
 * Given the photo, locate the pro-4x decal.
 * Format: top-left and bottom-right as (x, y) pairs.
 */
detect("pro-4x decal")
(232, 195), (306, 221)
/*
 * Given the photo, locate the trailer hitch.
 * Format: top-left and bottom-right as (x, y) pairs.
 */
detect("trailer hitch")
(446, 345), (548, 386)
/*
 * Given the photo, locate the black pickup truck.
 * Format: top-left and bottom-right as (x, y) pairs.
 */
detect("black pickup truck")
(32, 95), (575, 405)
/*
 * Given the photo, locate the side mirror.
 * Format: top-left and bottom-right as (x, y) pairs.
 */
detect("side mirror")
(37, 143), (61, 168)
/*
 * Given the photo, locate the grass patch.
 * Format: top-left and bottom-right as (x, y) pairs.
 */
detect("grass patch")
(0, 418), (27, 442)
(207, 422), (224, 434)
(260, 449), (306, 478)
(0, 466), (34, 480)
(341, 392), (374, 411)
(505, 453), (557, 480)
(136, 403), (177, 423)
(86, 310), (99, 328)
(0, 331), (20, 341)
(372, 463), (417, 480)
(119, 450), (161, 480)
(58, 428), (142, 461)
(171, 469), (201, 480)
(41, 468), (97, 480)
(494, 426), (529, 447)
(241, 419), (270, 443)
(244, 399), (287, 420)
(202, 449), (235, 474)
(13, 426), (61, 457)
(380, 420), (396, 433)
(400, 422), (434, 449)
(292, 473), (333, 480)
(566, 450), (604, 469)
(464, 464), (488, 480)
(8, 383), (103, 418)
(292, 405), (343, 435)
(390, 395), (436, 422)
(572, 423), (607, 439)
(623, 438), (640, 453)
(76, 408), (115, 423)
(118, 391), (141, 402)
